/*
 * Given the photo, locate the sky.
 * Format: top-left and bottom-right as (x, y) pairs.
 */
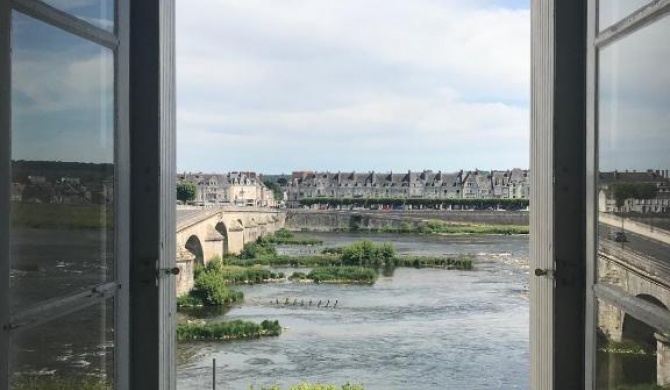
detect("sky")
(176, 0), (531, 174)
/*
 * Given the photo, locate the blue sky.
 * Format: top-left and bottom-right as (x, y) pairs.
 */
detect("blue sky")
(174, 1), (532, 174)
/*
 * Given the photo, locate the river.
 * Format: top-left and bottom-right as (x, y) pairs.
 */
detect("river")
(177, 233), (530, 390)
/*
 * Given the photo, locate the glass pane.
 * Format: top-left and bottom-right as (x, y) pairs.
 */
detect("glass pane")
(596, 299), (669, 388)
(597, 16), (670, 389)
(9, 299), (115, 389)
(599, 0), (652, 31)
(41, 0), (114, 31)
(10, 12), (115, 312)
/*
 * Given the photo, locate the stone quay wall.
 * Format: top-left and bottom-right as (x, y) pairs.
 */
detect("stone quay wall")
(286, 210), (529, 231)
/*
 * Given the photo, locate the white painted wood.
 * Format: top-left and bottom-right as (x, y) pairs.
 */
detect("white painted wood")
(531, 0), (555, 388)
(596, 0), (670, 48)
(585, 0), (599, 387)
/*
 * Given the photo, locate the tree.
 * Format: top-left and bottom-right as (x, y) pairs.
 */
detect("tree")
(177, 182), (197, 203)
(610, 183), (658, 237)
(263, 180), (284, 201)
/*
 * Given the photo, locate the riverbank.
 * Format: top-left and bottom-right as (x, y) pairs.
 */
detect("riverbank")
(285, 209), (529, 233)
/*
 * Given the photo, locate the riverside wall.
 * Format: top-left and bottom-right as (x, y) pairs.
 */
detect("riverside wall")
(285, 210), (529, 231)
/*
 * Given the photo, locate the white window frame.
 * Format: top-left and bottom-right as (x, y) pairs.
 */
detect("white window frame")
(1, 0), (177, 389)
(0, 0), (130, 388)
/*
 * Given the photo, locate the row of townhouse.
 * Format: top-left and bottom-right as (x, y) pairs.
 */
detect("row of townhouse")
(177, 171), (277, 207)
(598, 170), (670, 213)
(285, 169), (530, 205)
(11, 175), (113, 205)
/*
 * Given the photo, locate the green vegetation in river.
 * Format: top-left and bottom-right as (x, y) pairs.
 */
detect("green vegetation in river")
(249, 383), (364, 390)
(307, 266), (377, 284)
(228, 239), (474, 271)
(177, 259), (244, 307)
(12, 377), (111, 390)
(11, 202), (112, 230)
(265, 229), (323, 246)
(177, 319), (281, 342)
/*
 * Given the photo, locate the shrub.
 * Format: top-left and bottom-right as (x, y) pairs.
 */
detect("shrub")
(178, 319), (281, 342)
(308, 267), (377, 284)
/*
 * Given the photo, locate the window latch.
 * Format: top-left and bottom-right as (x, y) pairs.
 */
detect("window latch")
(156, 267), (180, 278)
(534, 268), (555, 279)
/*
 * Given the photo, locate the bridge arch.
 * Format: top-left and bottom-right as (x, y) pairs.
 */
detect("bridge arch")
(185, 235), (204, 266)
(215, 221), (229, 256)
(621, 294), (668, 385)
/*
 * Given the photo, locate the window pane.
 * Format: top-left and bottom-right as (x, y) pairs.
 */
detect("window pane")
(9, 299), (115, 389)
(599, 0), (651, 31)
(597, 16), (670, 389)
(10, 12), (115, 312)
(41, 0), (114, 31)
(596, 299), (670, 388)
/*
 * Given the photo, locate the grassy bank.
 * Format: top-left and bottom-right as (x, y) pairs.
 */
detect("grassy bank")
(12, 377), (111, 390)
(11, 202), (112, 230)
(308, 267), (377, 284)
(228, 255), (342, 268)
(288, 267), (377, 284)
(177, 319), (281, 342)
(266, 229), (323, 246)
(250, 383), (364, 390)
(335, 220), (528, 235)
(216, 264), (285, 284)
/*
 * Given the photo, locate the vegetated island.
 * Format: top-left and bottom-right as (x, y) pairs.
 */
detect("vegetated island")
(289, 266), (378, 285)
(177, 319), (281, 342)
(248, 383), (364, 390)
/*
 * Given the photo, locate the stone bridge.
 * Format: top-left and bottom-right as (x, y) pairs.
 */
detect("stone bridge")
(597, 213), (670, 386)
(175, 206), (285, 295)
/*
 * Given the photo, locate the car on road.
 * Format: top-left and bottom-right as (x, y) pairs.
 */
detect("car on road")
(614, 231), (628, 243)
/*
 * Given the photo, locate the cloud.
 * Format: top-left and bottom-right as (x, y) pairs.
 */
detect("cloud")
(177, 0), (530, 173)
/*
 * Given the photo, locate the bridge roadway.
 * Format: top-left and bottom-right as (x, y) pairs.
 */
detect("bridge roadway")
(599, 218), (670, 284)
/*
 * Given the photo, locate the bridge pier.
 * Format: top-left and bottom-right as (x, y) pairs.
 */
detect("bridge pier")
(598, 301), (623, 342)
(203, 233), (224, 264)
(656, 333), (670, 386)
(227, 229), (245, 255)
(176, 247), (195, 295)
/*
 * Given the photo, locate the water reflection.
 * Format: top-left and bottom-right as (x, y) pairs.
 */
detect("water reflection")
(9, 11), (117, 385)
(10, 300), (115, 387)
(10, 13), (115, 311)
(596, 15), (670, 389)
